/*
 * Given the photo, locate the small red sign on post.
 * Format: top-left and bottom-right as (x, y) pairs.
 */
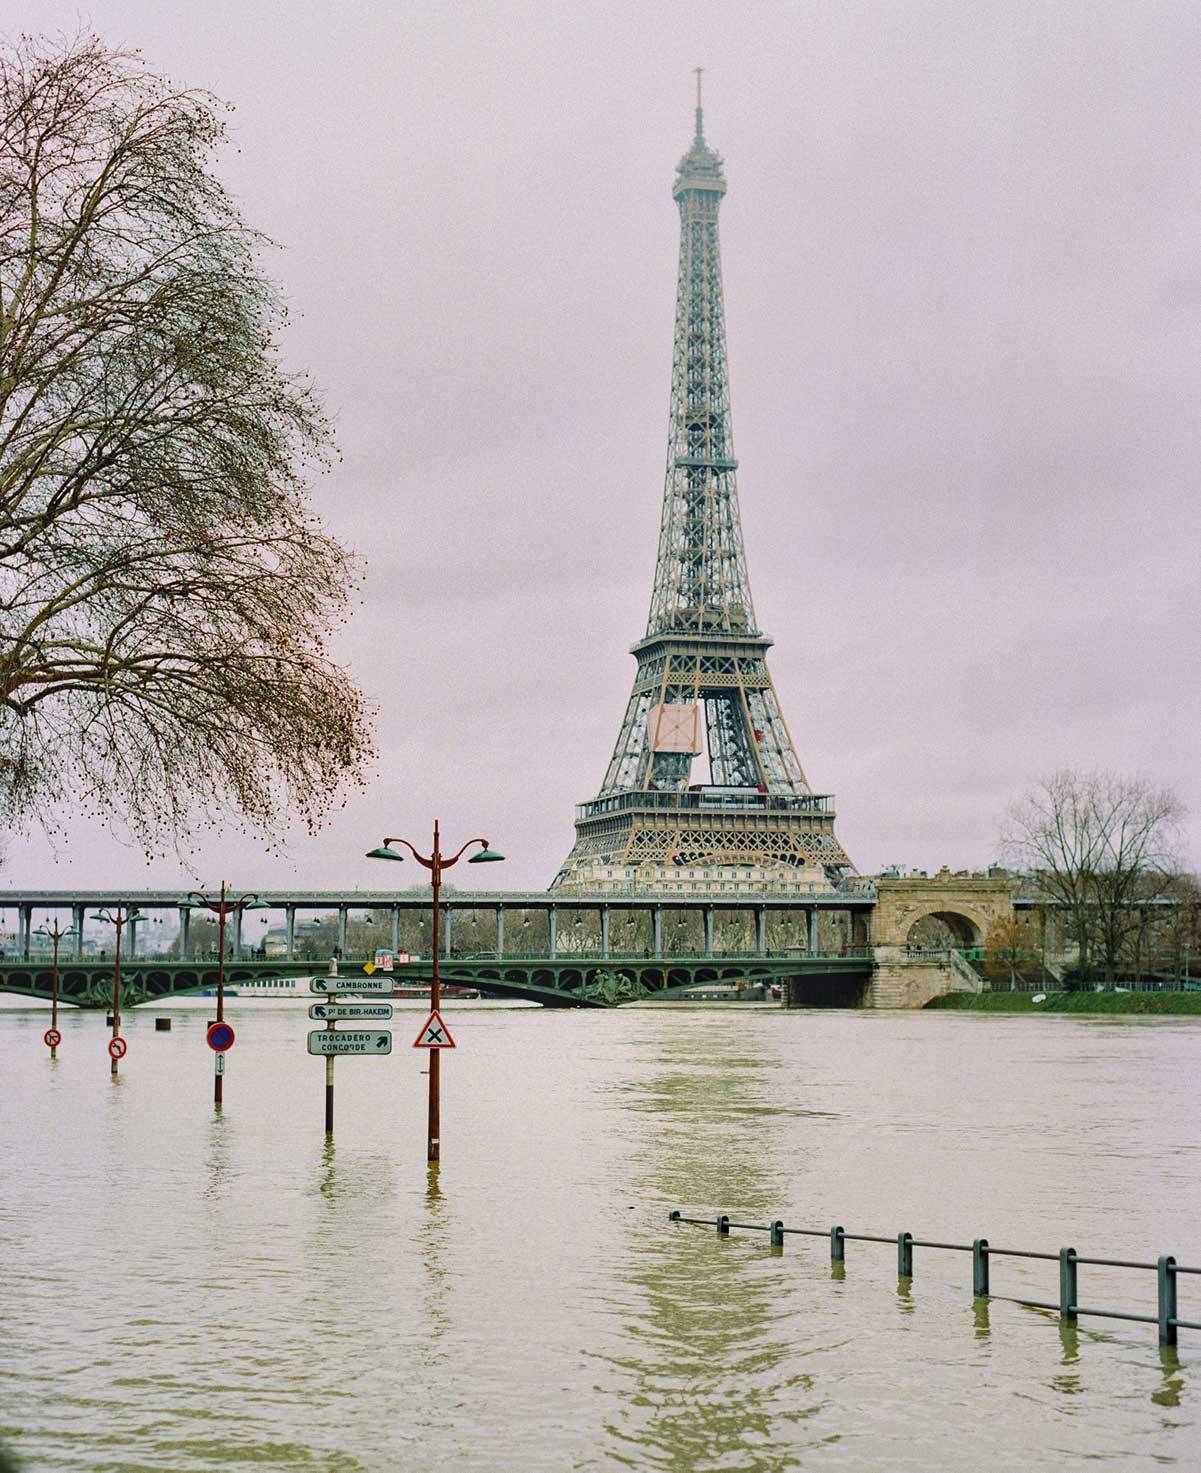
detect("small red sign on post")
(44, 1028), (61, 1049)
(413, 1010), (455, 1049)
(206, 1021), (236, 1052)
(108, 1036), (128, 1060)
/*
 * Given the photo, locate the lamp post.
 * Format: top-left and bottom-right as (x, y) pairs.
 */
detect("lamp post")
(34, 920), (77, 1057)
(90, 906), (144, 1076)
(367, 820), (503, 1162)
(182, 883), (268, 1106)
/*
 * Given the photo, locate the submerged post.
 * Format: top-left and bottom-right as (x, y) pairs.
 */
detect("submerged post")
(898, 1232), (914, 1278)
(1158, 1256), (1178, 1347)
(717, 1214), (730, 1236)
(973, 1238), (990, 1298)
(770, 1219), (785, 1249)
(831, 1226), (845, 1263)
(1059, 1248), (1078, 1323)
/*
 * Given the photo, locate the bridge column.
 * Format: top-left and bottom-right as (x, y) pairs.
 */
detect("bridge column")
(18, 904), (32, 960)
(704, 906), (714, 958)
(390, 905), (399, 955)
(496, 906), (505, 960)
(72, 905), (85, 959)
(178, 906), (191, 960)
(548, 906), (557, 958)
(337, 905), (348, 957)
(442, 906), (452, 957)
(285, 905), (296, 960)
(231, 909), (243, 960)
(807, 907), (819, 954)
(127, 914), (138, 960)
(652, 906), (663, 957)
(755, 906), (766, 953)
(600, 906), (610, 959)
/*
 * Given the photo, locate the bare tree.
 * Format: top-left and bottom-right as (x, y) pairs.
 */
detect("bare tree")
(1001, 771), (1184, 982)
(0, 34), (372, 850)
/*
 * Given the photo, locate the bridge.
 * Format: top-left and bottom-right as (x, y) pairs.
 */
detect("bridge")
(0, 950), (877, 1009)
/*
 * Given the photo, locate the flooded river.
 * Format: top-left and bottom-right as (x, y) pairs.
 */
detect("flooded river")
(0, 1001), (1198, 1470)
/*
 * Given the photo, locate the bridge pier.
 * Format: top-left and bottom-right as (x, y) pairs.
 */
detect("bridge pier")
(653, 906), (663, 957)
(496, 905), (505, 959)
(703, 906), (714, 957)
(337, 905), (348, 957)
(755, 906), (766, 953)
(442, 905), (452, 956)
(600, 906), (610, 958)
(285, 905), (296, 959)
(807, 907), (819, 953)
(548, 906), (557, 958)
(390, 905), (399, 954)
(73, 905), (85, 959)
(18, 904), (31, 961)
(178, 905), (191, 959)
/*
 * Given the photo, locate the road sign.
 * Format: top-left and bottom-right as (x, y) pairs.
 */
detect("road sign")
(214, 1053), (226, 1076)
(413, 1010), (456, 1049)
(108, 1036), (127, 1060)
(44, 1028), (61, 1048)
(362, 961), (376, 975)
(309, 1002), (394, 1021)
(206, 1021), (236, 1052)
(374, 949), (395, 972)
(310, 975), (395, 995)
(307, 1030), (392, 1056)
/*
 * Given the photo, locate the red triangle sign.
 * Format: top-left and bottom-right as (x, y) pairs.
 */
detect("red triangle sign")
(413, 1009), (456, 1049)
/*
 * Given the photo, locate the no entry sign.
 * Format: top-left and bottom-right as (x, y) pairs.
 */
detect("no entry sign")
(206, 1021), (236, 1052)
(108, 1036), (127, 1060)
(43, 1028), (61, 1049)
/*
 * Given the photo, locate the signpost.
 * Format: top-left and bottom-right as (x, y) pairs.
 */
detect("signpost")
(310, 975), (395, 995)
(307, 1031), (392, 1055)
(108, 1036), (127, 1061)
(309, 1003), (394, 1021)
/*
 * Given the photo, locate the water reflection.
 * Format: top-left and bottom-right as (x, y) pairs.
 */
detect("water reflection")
(590, 1026), (821, 1471)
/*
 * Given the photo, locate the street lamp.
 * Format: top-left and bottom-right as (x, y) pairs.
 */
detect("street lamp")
(90, 907), (145, 1076)
(181, 884), (269, 1106)
(34, 920), (77, 1058)
(367, 820), (503, 1162)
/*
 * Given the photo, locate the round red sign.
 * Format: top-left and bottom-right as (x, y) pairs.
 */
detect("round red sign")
(206, 1021), (236, 1052)
(108, 1035), (127, 1060)
(44, 1028), (61, 1048)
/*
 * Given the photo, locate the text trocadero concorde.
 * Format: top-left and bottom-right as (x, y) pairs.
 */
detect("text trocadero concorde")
(306, 1031), (393, 1056)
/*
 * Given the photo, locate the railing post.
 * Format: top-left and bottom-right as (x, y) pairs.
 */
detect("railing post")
(898, 1232), (914, 1278)
(770, 1220), (784, 1249)
(668, 1210), (681, 1223)
(1158, 1255), (1178, 1347)
(972, 1238), (990, 1298)
(831, 1225), (845, 1262)
(717, 1214), (730, 1236)
(1059, 1247), (1077, 1323)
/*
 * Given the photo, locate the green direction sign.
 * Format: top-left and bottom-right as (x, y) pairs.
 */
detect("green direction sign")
(308, 1002), (394, 1021)
(307, 1030), (392, 1056)
(310, 975), (395, 995)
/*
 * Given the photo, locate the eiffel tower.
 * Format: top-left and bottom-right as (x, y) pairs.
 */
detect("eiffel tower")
(553, 80), (853, 896)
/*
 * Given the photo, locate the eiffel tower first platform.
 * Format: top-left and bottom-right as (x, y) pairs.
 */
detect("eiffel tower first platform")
(553, 85), (853, 897)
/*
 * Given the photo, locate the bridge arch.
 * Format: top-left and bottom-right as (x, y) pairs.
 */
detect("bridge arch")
(905, 910), (985, 950)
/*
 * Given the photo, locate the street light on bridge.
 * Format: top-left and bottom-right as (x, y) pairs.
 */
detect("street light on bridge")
(181, 884), (269, 1106)
(367, 821), (504, 1163)
(33, 920), (77, 1058)
(90, 907), (144, 1077)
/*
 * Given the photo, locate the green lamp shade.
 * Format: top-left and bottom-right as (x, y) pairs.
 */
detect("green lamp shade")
(366, 845), (405, 862)
(468, 848), (505, 864)
(243, 897), (270, 910)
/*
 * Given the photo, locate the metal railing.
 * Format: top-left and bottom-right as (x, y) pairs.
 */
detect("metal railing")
(577, 790), (835, 820)
(668, 1210), (1199, 1346)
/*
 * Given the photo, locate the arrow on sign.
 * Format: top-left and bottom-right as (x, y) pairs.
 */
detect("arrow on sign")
(413, 1009), (456, 1049)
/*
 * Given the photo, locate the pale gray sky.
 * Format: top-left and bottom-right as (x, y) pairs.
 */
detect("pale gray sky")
(12, 0), (1201, 891)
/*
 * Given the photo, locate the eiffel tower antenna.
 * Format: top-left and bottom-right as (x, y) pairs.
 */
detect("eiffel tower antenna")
(553, 85), (853, 895)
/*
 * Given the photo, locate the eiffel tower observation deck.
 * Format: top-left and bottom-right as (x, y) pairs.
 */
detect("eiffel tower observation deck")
(553, 81), (854, 897)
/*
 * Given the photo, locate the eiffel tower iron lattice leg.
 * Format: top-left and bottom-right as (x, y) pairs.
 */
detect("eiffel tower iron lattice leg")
(553, 82), (853, 897)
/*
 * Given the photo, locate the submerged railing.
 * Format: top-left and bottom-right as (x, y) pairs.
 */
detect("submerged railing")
(669, 1210), (1200, 1346)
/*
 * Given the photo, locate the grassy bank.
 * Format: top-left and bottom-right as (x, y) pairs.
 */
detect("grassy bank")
(925, 990), (1201, 1015)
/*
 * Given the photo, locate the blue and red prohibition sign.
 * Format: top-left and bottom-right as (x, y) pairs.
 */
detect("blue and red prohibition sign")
(206, 1021), (236, 1052)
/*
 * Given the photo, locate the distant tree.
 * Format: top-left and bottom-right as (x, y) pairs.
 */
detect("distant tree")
(984, 913), (1034, 989)
(0, 34), (372, 851)
(1001, 771), (1184, 982)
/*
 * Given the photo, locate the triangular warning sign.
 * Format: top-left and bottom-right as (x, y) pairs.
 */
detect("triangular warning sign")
(413, 1009), (456, 1049)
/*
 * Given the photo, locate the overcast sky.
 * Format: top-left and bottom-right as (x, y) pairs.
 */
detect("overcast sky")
(11, 0), (1201, 893)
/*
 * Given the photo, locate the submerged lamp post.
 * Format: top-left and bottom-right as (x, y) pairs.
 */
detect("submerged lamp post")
(182, 884), (268, 1106)
(34, 920), (77, 1057)
(90, 906), (144, 1076)
(367, 821), (504, 1162)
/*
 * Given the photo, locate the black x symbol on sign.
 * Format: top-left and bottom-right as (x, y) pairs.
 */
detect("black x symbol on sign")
(427, 1025), (444, 1043)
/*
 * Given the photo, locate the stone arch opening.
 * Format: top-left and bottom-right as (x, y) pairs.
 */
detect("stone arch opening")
(906, 910), (983, 950)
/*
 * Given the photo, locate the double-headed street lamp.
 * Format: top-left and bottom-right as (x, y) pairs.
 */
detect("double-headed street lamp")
(34, 920), (77, 1058)
(367, 820), (503, 1163)
(181, 884), (268, 1106)
(90, 906), (144, 1076)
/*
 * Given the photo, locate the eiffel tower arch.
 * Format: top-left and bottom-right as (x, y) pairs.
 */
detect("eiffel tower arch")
(554, 84), (853, 897)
